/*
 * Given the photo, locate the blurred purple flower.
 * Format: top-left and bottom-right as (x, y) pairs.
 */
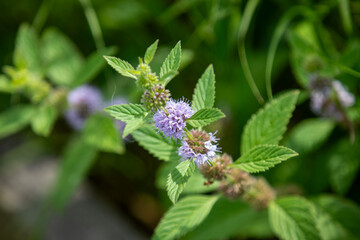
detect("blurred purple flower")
(309, 77), (355, 121)
(153, 98), (194, 139)
(65, 85), (102, 130)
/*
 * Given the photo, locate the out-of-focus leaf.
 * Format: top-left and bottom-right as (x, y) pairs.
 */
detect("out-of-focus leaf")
(83, 114), (124, 154)
(31, 104), (57, 137)
(311, 195), (360, 240)
(41, 28), (83, 86)
(285, 118), (335, 154)
(72, 47), (117, 87)
(269, 196), (321, 240)
(0, 105), (35, 139)
(14, 24), (42, 74)
(184, 197), (273, 240)
(49, 137), (97, 209)
(328, 139), (360, 195)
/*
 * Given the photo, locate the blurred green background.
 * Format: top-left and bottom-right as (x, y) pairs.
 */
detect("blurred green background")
(0, 0), (359, 239)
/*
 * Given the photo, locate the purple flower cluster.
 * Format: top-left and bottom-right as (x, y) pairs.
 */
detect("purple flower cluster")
(309, 76), (354, 121)
(178, 130), (220, 165)
(65, 85), (102, 130)
(153, 98), (194, 139)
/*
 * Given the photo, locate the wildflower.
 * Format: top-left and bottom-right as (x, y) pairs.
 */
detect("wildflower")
(242, 177), (276, 210)
(178, 130), (220, 165)
(219, 168), (253, 200)
(153, 98), (194, 139)
(199, 153), (232, 184)
(136, 62), (159, 89)
(65, 85), (102, 130)
(141, 85), (171, 111)
(309, 76), (355, 121)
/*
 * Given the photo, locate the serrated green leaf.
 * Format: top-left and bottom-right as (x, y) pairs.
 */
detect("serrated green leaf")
(192, 65), (215, 111)
(49, 137), (97, 209)
(166, 160), (195, 204)
(184, 197), (273, 240)
(132, 125), (180, 162)
(104, 55), (136, 79)
(269, 196), (321, 240)
(311, 195), (360, 240)
(0, 105), (35, 139)
(232, 145), (298, 173)
(31, 104), (57, 137)
(153, 195), (219, 240)
(105, 103), (146, 122)
(159, 41), (181, 85)
(241, 90), (299, 154)
(187, 108), (225, 128)
(72, 47), (117, 87)
(14, 24), (42, 74)
(83, 114), (124, 154)
(122, 118), (145, 138)
(105, 104), (147, 137)
(328, 139), (360, 195)
(156, 162), (218, 194)
(144, 40), (159, 64)
(286, 118), (335, 154)
(41, 28), (83, 86)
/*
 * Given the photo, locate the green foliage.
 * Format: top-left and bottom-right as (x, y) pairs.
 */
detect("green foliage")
(131, 125), (180, 162)
(144, 39), (159, 64)
(311, 195), (360, 240)
(153, 195), (219, 240)
(0, 105), (35, 139)
(192, 65), (215, 111)
(31, 104), (57, 137)
(241, 90), (299, 154)
(269, 196), (321, 240)
(328, 139), (360, 195)
(184, 197), (273, 240)
(83, 114), (124, 154)
(156, 161), (218, 194)
(105, 103), (147, 137)
(286, 118), (335, 154)
(159, 41), (181, 85)
(103, 55), (136, 79)
(166, 160), (196, 204)
(232, 145), (298, 173)
(49, 137), (97, 209)
(71, 47), (116, 87)
(14, 24), (42, 74)
(187, 108), (225, 128)
(41, 28), (83, 86)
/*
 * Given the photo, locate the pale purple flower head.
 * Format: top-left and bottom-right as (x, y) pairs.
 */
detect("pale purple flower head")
(178, 130), (221, 165)
(309, 77), (355, 121)
(65, 85), (102, 130)
(153, 98), (194, 139)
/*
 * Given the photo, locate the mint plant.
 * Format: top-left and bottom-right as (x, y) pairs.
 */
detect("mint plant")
(104, 41), (301, 240)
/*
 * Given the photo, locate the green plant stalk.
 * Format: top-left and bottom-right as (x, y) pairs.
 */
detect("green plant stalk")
(265, 6), (314, 100)
(338, 0), (353, 36)
(79, 0), (105, 50)
(237, 0), (264, 104)
(32, 0), (54, 32)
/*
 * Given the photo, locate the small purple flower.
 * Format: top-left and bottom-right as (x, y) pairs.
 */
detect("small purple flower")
(65, 85), (102, 130)
(178, 130), (221, 165)
(153, 98), (194, 139)
(309, 76), (355, 121)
